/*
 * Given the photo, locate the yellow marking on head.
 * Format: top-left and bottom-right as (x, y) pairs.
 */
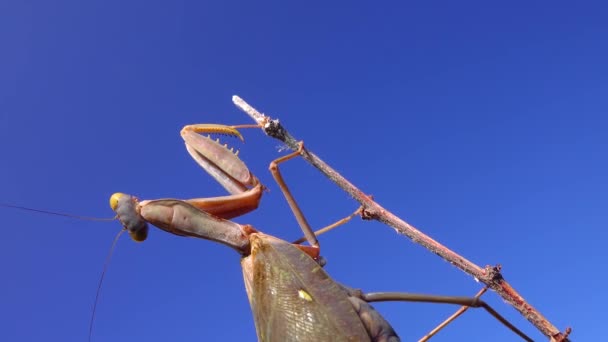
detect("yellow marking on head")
(298, 289), (313, 302)
(109, 193), (126, 211)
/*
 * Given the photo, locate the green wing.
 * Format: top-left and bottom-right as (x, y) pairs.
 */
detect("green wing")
(246, 234), (371, 342)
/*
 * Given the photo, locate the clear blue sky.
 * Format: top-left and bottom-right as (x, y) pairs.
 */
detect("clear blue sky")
(1, 1), (605, 341)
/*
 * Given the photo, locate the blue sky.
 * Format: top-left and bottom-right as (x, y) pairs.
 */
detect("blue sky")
(1, 1), (605, 341)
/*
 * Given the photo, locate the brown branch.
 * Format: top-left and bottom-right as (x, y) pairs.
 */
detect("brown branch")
(232, 95), (571, 342)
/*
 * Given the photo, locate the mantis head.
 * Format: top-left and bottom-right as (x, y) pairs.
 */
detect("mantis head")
(110, 193), (149, 242)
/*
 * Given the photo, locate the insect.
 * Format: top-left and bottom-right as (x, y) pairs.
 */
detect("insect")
(107, 123), (533, 341)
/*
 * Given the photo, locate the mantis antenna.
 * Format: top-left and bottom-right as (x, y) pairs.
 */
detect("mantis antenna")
(88, 228), (126, 342)
(0, 202), (124, 341)
(0, 203), (116, 221)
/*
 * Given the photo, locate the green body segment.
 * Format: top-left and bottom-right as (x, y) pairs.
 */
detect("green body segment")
(242, 234), (374, 342)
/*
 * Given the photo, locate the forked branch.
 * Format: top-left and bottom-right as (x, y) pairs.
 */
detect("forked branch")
(232, 95), (571, 342)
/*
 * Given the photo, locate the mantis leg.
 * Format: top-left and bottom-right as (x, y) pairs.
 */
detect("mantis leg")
(358, 291), (533, 341)
(268, 142), (319, 248)
(291, 206), (362, 245)
(179, 124), (265, 219)
(418, 287), (487, 342)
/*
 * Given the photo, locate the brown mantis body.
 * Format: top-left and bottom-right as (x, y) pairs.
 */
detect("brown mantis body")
(114, 195), (399, 341)
(108, 124), (533, 341)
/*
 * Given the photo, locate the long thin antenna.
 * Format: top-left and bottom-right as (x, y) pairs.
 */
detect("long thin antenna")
(0, 203), (116, 221)
(88, 229), (126, 342)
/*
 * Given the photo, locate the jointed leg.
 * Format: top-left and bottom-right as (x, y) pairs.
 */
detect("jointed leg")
(179, 123), (265, 219)
(269, 142), (319, 248)
(358, 291), (533, 341)
(292, 206), (362, 245)
(419, 287), (488, 342)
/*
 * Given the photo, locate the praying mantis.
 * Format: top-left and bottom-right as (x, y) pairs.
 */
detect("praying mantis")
(105, 123), (534, 341)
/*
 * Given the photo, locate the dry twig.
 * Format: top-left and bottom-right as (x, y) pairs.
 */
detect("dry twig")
(232, 95), (571, 342)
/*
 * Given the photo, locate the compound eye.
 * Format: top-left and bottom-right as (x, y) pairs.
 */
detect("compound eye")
(109, 193), (127, 211)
